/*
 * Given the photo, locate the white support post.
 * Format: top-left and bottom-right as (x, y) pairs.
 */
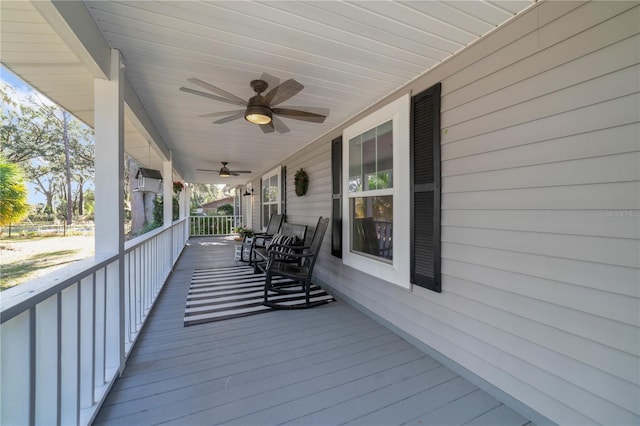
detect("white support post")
(163, 151), (173, 228)
(179, 184), (187, 220)
(184, 184), (191, 241)
(94, 49), (125, 374)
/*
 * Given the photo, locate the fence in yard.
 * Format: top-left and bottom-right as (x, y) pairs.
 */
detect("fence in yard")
(3, 222), (95, 237)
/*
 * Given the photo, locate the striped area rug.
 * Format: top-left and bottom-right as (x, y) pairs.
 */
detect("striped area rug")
(184, 265), (336, 326)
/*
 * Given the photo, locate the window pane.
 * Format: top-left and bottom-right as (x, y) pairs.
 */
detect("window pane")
(269, 175), (278, 202)
(348, 120), (393, 192)
(349, 135), (362, 192)
(376, 121), (393, 188)
(262, 181), (269, 203)
(362, 128), (376, 180)
(263, 205), (270, 228)
(350, 195), (393, 261)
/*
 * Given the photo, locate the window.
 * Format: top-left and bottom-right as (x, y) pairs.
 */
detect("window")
(342, 94), (411, 288)
(261, 166), (283, 229)
(348, 120), (393, 262)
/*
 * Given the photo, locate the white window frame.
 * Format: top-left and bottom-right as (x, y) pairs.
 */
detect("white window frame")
(342, 94), (411, 289)
(261, 166), (282, 231)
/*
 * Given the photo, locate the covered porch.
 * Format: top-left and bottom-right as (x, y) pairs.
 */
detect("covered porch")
(2, 1), (638, 425)
(93, 237), (531, 426)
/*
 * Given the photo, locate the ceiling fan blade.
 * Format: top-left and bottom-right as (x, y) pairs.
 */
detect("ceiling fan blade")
(187, 78), (247, 106)
(260, 73), (280, 91)
(197, 169), (216, 172)
(198, 109), (244, 118)
(213, 112), (245, 124)
(263, 79), (304, 107)
(230, 170), (252, 174)
(273, 106), (329, 116)
(272, 107), (327, 123)
(230, 172), (240, 176)
(260, 122), (275, 133)
(180, 87), (246, 107)
(272, 116), (290, 133)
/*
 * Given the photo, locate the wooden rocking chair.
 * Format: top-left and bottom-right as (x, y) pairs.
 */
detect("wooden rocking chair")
(262, 217), (330, 309)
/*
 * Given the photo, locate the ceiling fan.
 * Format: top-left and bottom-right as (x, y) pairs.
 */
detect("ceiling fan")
(198, 162), (251, 178)
(180, 74), (329, 134)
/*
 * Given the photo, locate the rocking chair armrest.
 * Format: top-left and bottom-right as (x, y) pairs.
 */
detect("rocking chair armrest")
(253, 231), (273, 237)
(267, 245), (312, 260)
(268, 244), (311, 257)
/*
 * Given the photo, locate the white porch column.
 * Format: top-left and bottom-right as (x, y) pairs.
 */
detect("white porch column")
(94, 48), (125, 373)
(163, 151), (173, 227)
(94, 50), (124, 254)
(184, 184), (191, 241)
(180, 183), (189, 219)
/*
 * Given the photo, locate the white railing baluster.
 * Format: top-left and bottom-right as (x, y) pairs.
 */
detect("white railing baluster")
(94, 268), (105, 387)
(80, 275), (95, 409)
(61, 284), (79, 424)
(1, 310), (32, 425)
(35, 296), (58, 425)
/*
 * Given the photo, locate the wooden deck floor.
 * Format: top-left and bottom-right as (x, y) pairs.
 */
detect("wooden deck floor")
(94, 236), (532, 426)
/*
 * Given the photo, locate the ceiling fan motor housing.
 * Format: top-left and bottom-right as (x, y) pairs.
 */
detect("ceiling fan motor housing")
(245, 92), (272, 124)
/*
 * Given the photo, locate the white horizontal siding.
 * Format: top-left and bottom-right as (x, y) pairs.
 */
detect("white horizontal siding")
(442, 94), (639, 160)
(442, 123), (640, 176)
(443, 182), (639, 210)
(442, 226), (638, 268)
(269, 2), (640, 425)
(442, 209), (639, 239)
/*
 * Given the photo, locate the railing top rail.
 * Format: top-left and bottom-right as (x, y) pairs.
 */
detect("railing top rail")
(0, 253), (118, 324)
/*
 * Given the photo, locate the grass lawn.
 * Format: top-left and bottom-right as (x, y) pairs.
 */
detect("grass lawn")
(0, 236), (94, 290)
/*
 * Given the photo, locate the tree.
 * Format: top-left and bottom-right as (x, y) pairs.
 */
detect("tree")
(0, 156), (29, 228)
(217, 203), (234, 216)
(1, 84), (95, 223)
(190, 183), (221, 210)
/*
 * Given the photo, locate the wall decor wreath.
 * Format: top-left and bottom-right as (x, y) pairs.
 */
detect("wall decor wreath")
(294, 168), (309, 197)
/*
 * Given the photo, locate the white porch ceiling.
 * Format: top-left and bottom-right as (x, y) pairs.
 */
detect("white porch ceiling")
(1, 0), (535, 185)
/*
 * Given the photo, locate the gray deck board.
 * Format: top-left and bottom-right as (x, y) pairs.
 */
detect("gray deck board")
(94, 237), (532, 426)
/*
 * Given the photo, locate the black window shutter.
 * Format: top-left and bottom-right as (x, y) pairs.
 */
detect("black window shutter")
(281, 165), (286, 216)
(331, 136), (343, 258)
(411, 83), (441, 292)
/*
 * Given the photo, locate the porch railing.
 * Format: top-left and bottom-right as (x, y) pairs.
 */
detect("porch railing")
(189, 214), (241, 236)
(0, 218), (188, 426)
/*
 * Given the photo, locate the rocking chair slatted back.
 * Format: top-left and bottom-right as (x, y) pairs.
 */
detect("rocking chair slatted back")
(302, 216), (329, 270)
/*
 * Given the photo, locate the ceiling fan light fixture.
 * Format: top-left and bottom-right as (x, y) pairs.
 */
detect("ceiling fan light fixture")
(219, 166), (231, 177)
(244, 105), (272, 125)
